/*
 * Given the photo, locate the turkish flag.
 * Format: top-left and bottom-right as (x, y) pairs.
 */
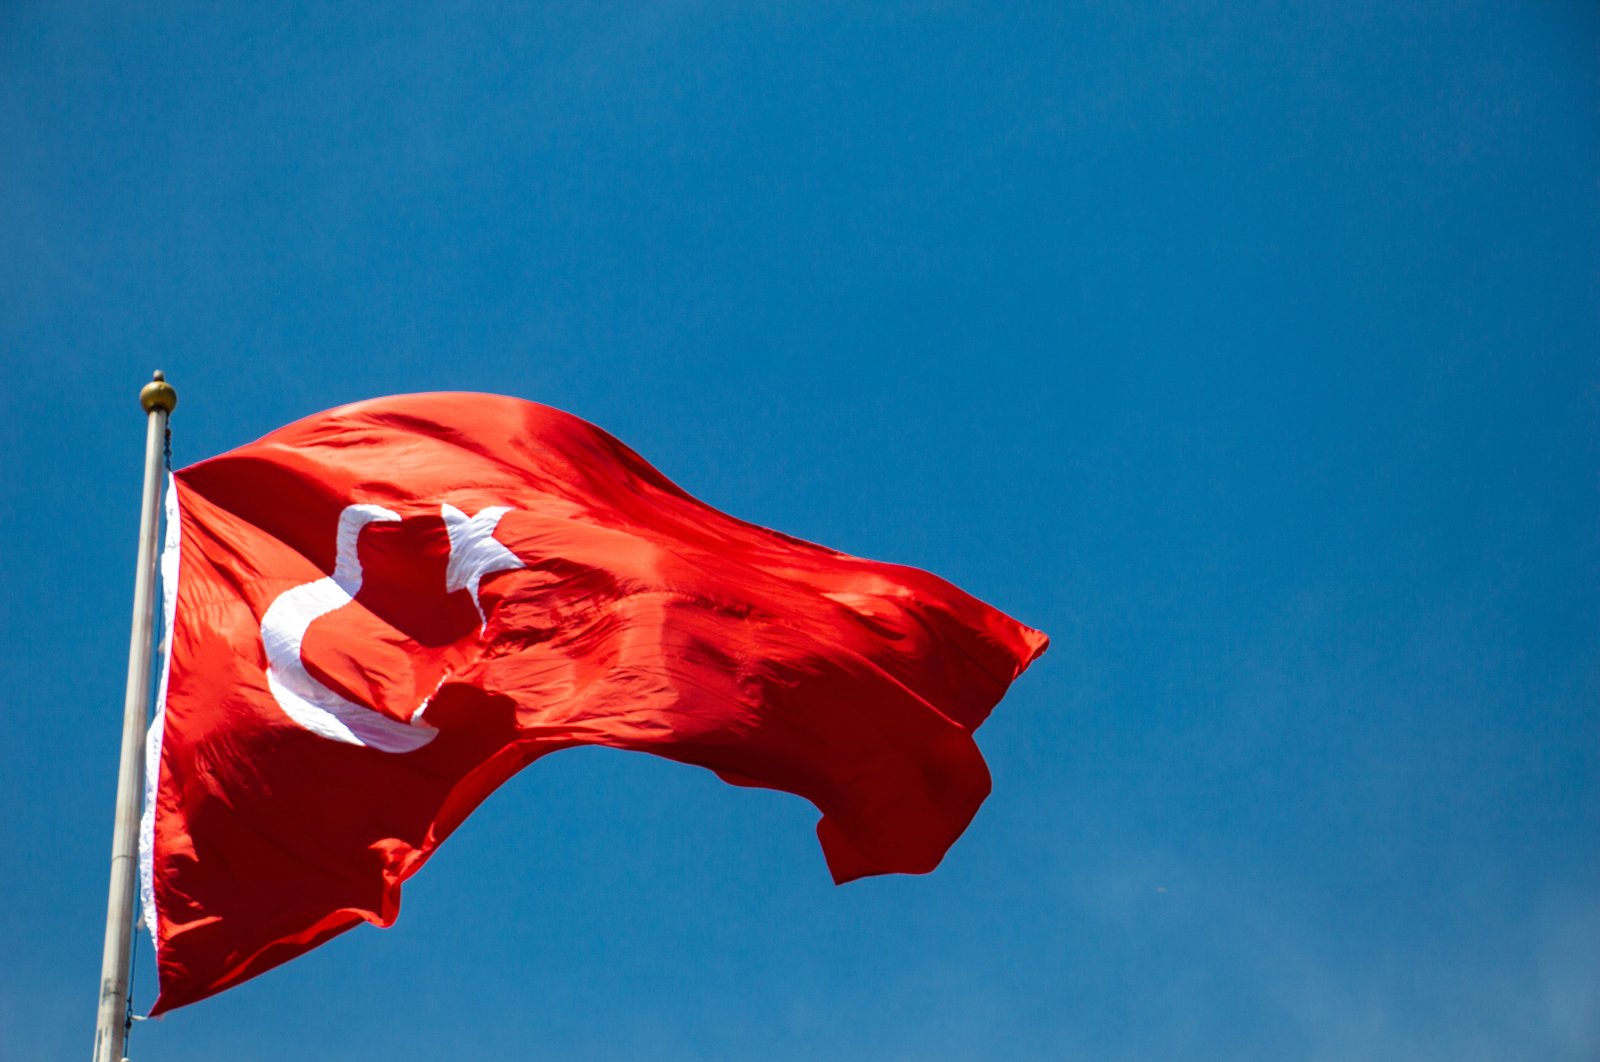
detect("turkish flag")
(140, 393), (1046, 1013)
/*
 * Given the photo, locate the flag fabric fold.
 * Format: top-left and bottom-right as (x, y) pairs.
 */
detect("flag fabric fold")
(141, 392), (1047, 1013)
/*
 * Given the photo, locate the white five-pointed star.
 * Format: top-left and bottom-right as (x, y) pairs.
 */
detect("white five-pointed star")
(442, 503), (525, 629)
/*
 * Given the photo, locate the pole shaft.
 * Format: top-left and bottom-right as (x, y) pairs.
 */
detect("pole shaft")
(93, 399), (169, 1062)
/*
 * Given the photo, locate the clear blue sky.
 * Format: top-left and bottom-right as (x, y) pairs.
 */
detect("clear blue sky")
(3, 3), (1596, 1059)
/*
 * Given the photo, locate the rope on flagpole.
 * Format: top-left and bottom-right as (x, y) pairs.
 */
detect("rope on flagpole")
(123, 921), (138, 1047)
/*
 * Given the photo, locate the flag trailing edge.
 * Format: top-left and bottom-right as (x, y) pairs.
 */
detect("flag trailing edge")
(139, 392), (1047, 1014)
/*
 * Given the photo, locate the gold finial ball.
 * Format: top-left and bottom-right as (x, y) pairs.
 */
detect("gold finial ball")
(140, 370), (178, 414)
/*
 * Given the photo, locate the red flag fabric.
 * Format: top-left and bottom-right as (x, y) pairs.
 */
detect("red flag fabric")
(140, 393), (1047, 1013)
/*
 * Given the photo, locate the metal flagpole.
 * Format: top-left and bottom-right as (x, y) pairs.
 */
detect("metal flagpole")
(94, 371), (177, 1062)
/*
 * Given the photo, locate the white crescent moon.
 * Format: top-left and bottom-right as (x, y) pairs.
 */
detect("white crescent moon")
(259, 504), (440, 753)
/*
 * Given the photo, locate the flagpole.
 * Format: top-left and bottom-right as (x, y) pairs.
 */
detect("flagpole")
(94, 371), (177, 1062)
